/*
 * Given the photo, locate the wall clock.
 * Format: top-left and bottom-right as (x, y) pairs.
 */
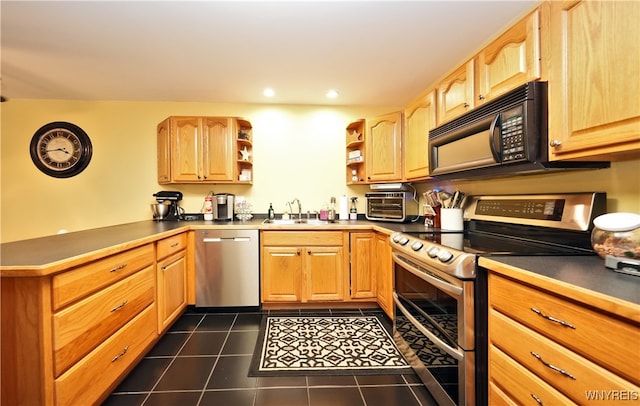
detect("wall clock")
(29, 121), (93, 178)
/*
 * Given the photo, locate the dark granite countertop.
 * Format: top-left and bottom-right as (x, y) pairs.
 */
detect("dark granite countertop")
(479, 255), (640, 310)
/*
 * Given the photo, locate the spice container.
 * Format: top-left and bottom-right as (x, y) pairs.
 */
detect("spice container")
(591, 212), (640, 259)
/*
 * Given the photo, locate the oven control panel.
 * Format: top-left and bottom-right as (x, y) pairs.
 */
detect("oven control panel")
(390, 232), (476, 279)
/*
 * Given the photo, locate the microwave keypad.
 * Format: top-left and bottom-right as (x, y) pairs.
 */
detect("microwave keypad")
(501, 115), (525, 161)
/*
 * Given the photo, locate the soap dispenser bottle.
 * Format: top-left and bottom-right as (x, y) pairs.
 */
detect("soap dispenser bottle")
(268, 203), (275, 220)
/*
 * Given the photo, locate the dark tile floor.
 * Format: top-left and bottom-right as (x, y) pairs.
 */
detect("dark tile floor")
(103, 308), (438, 406)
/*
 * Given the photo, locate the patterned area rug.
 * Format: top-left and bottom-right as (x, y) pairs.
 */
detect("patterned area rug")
(249, 316), (411, 376)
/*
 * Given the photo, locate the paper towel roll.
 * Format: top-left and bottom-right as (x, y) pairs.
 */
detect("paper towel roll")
(339, 195), (349, 220)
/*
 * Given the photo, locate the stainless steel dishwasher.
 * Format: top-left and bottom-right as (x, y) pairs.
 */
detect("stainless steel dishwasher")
(195, 229), (259, 307)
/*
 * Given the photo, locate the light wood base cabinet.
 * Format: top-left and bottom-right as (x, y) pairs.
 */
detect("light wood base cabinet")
(374, 232), (393, 319)
(156, 233), (188, 333)
(349, 232), (376, 299)
(261, 231), (348, 303)
(487, 270), (640, 405)
(1, 236), (189, 406)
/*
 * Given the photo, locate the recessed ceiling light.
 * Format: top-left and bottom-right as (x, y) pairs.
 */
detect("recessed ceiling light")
(263, 88), (275, 97)
(326, 90), (339, 99)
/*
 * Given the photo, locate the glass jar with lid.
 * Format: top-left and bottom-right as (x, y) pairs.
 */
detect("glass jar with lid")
(591, 212), (640, 259)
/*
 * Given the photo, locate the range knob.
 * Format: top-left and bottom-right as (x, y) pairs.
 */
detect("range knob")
(410, 240), (424, 251)
(426, 246), (440, 258)
(398, 236), (410, 246)
(437, 249), (454, 263)
(391, 233), (402, 243)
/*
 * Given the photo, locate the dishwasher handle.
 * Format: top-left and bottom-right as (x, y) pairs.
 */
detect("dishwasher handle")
(203, 237), (252, 243)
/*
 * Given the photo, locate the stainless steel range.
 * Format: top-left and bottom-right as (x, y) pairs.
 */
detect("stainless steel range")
(390, 192), (606, 406)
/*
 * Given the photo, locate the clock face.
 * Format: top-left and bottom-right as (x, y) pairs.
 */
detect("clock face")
(30, 122), (92, 178)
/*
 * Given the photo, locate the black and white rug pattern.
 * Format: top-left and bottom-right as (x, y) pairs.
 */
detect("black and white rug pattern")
(250, 316), (411, 376)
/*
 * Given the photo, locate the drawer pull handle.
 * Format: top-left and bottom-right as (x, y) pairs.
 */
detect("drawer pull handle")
(531, 393), (543, 405)
(530, 352), (576, 380)
(110, 264), (127, 273)
(530, 307), (576, 329)
(170, 242), (179, 248)
(111, 346), (129, 362)
(110, 300), (128, 312)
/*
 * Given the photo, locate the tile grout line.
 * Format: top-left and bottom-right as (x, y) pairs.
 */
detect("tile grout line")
(195, 312), (239, 406)
(140, 312), (207, 406)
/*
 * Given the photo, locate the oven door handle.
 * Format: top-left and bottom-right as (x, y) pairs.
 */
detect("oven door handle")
(392, 253), (463, 297)
(394, 292), (465, 361)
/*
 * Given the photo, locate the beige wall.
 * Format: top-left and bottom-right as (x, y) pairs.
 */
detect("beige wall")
(1, 99), (638, 242)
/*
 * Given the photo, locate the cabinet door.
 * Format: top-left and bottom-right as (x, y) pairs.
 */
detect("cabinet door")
(202, 117), (235, 181)
(375, 233), (393, 318)
(366, 112), (403, 182)
(404, 91), (436, 180)
(171, 117), (201, 181)
(477, 9), (540, 105)
(157, 251), (187, 333)
(262, 247), (303, 302)
(304, 246), (345, 301)
(548, 1), (640, 161)
(437, 59), (475, 125)
(157, 118), (171, 184)
(350, 232), (376, 299)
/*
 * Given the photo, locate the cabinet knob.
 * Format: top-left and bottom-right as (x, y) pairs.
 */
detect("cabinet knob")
(463, 102), (470, 108)
(549, 139), (563, 147)
(478, 94), (485, 101)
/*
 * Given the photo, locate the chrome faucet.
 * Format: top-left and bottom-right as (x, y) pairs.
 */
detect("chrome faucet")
(290, 198), (302, 221)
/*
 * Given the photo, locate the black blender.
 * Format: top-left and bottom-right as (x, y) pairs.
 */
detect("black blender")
(152, 191), (184, 221)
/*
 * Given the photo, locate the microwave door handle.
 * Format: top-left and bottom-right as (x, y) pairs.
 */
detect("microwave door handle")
(489, 114), (501, 162)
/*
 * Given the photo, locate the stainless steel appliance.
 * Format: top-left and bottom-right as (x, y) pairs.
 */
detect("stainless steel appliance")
(365, 192), (419, 222)
(152, 191), (184, 221)
(195, 229), (259, 308)
(390, 192), (606, 406)
(213, 193), (235, 221)
(428, 81), (609, 180)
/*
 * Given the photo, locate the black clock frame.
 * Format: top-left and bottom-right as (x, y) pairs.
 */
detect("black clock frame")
(29, 121), (93, 178)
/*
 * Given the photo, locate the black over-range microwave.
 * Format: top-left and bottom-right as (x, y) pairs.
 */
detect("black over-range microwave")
(428, 81), (609, 180)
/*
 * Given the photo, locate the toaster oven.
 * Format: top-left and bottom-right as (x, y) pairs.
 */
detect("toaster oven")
(365, 192), (419, 222)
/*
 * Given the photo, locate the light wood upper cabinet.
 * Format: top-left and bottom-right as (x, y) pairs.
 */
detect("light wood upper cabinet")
(171, 116), (234, 182)
(157, 119), (171, 183)
(404, 90), (436, 181)
(158, 116), (253, 184)
(346, 120), (366, 185)
(476, 9), (541, 105)
(547, 0), (640, 161)
(366, 111), (403, 182)
(436, 59), (475, 125)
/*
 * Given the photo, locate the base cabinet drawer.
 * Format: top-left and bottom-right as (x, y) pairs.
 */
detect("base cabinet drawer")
(489, 345), (577, 406)
(52, 244), (154, 310)
(55, 304), (156, 406)
(53, 266), (155, 376)
(489, 273), (640, 384)
(490, 308), (640, 404)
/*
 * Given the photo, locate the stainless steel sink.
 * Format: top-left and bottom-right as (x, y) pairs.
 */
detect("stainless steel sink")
(262, 218), (331, 225)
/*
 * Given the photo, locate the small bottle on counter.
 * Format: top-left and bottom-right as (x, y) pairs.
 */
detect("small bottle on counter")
(349, 197), (358, 220)
(203, 195), (213, 221)
(268, 203), (275, 220)
(328, 197), (336, 222)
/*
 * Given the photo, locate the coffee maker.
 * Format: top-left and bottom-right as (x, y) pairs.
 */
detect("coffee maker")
(213, 193), (235, 221)
(152, 191), (184, 221)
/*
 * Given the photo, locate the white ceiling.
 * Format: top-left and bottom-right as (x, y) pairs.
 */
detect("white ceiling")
(1, 1), (539, 107)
